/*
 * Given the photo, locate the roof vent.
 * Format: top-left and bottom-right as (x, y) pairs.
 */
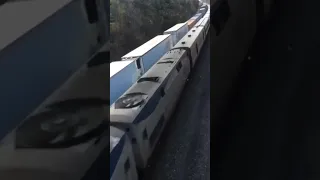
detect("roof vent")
(114, 92), (146, 109)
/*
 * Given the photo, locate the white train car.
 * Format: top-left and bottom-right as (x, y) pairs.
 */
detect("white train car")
(121, 35), (173, 76)
(158, 50), (191, 123)
(172, 26), (206, 68)
(110, 48), (192, 169)
(110, 126), (138, 180)
(110, 60), (141, 105)
(109, 4), (211, 178)
(164, 23), (189, 45)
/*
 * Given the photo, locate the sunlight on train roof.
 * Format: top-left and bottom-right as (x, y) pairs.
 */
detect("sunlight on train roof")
(122, 34), (171, 58)
(0, 0), (72, 51)
(110, 60), (134, 77)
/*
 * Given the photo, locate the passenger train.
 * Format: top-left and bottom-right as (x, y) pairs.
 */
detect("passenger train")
(109, 2), (209, 106)
(110, 3), (210, 180)
(0, 0), (277, 179)
(0, 0), (207, 179)
(110, 0), (277, 179)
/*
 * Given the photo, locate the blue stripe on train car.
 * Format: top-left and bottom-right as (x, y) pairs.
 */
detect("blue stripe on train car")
(109, 136), (126, 179)
(133, 79), (168, 124)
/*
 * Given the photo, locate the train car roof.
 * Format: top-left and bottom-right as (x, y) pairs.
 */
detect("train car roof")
(187, 19), (197, 24)
(110, 60), (135, 78)
(0, 0), (73, 51)
(164, 22), (187, 33)
(122, 34), (171, 58)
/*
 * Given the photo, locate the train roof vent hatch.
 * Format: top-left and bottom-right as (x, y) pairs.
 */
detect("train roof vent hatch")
(158, 61), (174, 64)
(114, 92), (146, 109)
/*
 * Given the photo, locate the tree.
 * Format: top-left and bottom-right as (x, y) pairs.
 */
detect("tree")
(110, 0), (199, 62)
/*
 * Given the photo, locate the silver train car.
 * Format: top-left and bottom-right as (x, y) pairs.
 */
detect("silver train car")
(109, 3), (210, 179)
(110, 126), (138, 180)
(173, 26), (206, 68)
(110, 48), (191, 168)
(109, 5), (210, 174)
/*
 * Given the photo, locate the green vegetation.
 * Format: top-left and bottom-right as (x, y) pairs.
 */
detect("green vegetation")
(110, 0), (199, 62)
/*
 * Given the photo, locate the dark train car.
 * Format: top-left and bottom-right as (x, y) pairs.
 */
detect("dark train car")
(210, 0), (276, 115)
(0, 0), (110, 180)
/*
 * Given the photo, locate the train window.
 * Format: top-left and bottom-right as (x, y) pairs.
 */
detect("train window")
(84, 0), (98, 24)
(142, 128), (148, 140)
(196, 44), (199, 54)
(160, 87), (165, 97)
(136, 58), (142, 69)
(149, 115), (165, 146)
(176, 61), (182, 72)
(131, 138), (137, 144)
(124, 158), (131, 174)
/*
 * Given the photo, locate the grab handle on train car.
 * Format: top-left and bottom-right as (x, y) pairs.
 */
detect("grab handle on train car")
(137, 77), (160, 83)
(158, 60), (174, 64)
(84, 0), (99, 24)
